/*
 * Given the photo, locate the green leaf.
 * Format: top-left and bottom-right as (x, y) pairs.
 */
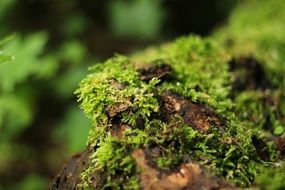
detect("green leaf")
(0, 33), (57, 92)
(273, 126), (284, 136)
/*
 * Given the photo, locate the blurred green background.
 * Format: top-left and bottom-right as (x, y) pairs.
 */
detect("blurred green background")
(0, 0), (238, 189)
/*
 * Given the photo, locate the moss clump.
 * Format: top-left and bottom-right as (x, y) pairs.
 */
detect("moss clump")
(52, 0), (285, 189)
(76, 56), (160, 147)
(214, 0), (285, 138)
(75, 36), (262, 189)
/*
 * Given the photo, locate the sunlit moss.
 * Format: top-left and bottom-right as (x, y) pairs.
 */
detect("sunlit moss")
(75, 0), (285, 189)
(75, 37), (262, 188)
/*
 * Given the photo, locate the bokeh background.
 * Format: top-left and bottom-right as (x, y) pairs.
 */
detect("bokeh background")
(0, 0), (238, 189)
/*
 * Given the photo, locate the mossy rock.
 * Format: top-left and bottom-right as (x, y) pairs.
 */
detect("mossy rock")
(50, 0), (285, 189)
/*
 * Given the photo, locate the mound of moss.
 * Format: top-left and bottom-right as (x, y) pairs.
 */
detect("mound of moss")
(51, 0), (285, 189)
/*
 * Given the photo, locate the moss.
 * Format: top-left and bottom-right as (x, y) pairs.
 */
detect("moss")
(71, 0), (285, 189)
(75, 36), (263, 189)
(214, 0), (285, 137)
(253, 162), (285, 190)
(215, 0), (285, 188)
(75, 55), (160, 147)
(135, 36), (232, 115)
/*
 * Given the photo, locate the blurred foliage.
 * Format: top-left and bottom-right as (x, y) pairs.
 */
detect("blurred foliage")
(253, 164), (285, 190)
(0, 7), (93, 189)
(54, 107), (92, 153)
(3, 174), (48, 190)
(0, 33), (55, 93)
(0, 0), (238, 189)
(109, 0), (165, 39)
(0, 36), (14, 64)
(0, 32), (92, 189)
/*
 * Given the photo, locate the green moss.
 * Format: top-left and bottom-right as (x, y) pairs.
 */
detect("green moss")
(253, 162), (285, 190)
(75, 55), (160, 147)
(215, 0), (285, 72)
(75, 0), (285, 189)
(135, 36), (232, 115)
(214, 0), (285, 137)
(215, 0), (285, 187)
(75, 36), (264, 188)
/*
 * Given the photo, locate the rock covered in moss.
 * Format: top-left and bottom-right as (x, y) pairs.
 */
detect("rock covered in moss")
(51, 0), (285, 189)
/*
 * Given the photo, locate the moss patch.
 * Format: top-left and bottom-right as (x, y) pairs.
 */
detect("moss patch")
(52, 0), (285, 189)
(75, 37), (264, 189)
